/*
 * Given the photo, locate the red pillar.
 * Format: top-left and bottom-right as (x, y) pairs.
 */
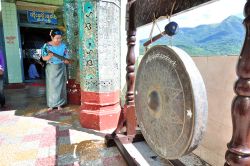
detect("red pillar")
(67, 79), (81, 105)
(79, 91), (120, 130)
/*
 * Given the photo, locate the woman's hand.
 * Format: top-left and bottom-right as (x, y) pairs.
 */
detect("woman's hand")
(48, 53), (53, 59)
(42, 53), (53, 61)
(64, 60), (70, 64)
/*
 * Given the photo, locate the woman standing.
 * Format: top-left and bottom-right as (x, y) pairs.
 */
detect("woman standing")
(41, 29), (70, 111)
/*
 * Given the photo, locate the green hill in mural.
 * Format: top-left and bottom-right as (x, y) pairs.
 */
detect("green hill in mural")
(140, 16), (245, 56)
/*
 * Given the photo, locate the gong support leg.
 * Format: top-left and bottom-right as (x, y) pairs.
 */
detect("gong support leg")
(110, 134), (186, 166)
(124, 0), (137, 138)
(225, 1), (250, 165)
(109, 0), (137, 137)
(105, 1), (144, 164)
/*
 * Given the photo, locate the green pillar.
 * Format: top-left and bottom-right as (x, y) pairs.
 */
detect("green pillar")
(78, 0), (121, 130)
(63, 0), (81, 105)
(64, 0), (79, 80)
(2, 2), (23, 83)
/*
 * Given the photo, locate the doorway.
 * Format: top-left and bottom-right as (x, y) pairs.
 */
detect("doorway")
(20, 27), (51, 82)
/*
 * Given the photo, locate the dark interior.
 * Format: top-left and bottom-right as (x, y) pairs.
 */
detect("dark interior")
(20, 27), (51, 81)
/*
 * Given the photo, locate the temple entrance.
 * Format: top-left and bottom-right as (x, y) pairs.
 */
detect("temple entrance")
(20, 27), (50, 82)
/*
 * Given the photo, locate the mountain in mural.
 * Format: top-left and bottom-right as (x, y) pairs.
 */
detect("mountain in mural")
(140, 16), (245, 56)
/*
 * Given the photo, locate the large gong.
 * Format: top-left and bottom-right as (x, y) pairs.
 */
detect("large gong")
(135, 45), (208, 160)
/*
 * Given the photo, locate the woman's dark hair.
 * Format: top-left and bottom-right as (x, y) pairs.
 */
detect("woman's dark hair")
(50, 29), (63, 37)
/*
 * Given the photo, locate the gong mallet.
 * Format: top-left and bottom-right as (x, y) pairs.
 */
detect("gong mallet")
(143, 21), (178, 47)
(143, 32), (166, 47)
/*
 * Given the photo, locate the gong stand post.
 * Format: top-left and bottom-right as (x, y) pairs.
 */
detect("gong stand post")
(123, 0), (137, 139)
(105, 1), (184, 166)
(105, 0), (141, 165)
(225, 1), (250, 165)
(112, 0), (137, 139)
(105, 0), (138, 139)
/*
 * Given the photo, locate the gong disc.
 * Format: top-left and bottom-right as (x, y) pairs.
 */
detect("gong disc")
(135, 45), (207, 160)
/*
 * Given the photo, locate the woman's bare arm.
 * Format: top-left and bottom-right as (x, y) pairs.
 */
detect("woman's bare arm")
(42, 53), (53, 61)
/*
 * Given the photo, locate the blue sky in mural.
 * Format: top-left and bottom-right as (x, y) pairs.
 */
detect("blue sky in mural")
(138, 0), (246, 38)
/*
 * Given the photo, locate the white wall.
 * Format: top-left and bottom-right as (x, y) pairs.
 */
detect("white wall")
(192, 56), (238, 166)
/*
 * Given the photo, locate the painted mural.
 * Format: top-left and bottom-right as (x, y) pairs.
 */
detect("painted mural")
(97, 0), (120, 92)
(78, 0), (99, 91)
(78, 0), (121, 92)
(64, 0), (79, 81)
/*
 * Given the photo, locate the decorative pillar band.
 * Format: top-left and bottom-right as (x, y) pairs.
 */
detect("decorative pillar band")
(78, 0), (121, 131)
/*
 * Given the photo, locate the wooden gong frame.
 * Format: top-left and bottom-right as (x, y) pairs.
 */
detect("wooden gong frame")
(106, 0), (249, 165)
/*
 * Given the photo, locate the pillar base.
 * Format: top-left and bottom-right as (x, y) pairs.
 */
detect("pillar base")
(225, 150), (250, 165)
(80, 104), (120, 130)
(67, 79), (81, 105)
(79, 91), (121, 131)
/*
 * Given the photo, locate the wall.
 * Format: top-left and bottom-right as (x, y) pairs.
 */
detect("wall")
(18, 0), (63, 5)
(191, 56), (237, 166)
(2, 1), (64, 83)
(2, 2), (23, 83)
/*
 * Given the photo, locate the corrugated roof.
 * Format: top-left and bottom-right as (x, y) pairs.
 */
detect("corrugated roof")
(132, 0), (219, 27)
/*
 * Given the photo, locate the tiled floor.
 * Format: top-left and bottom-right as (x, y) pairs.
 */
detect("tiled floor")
(0, 84), (127, 166)
(1, 84), (211, 166)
